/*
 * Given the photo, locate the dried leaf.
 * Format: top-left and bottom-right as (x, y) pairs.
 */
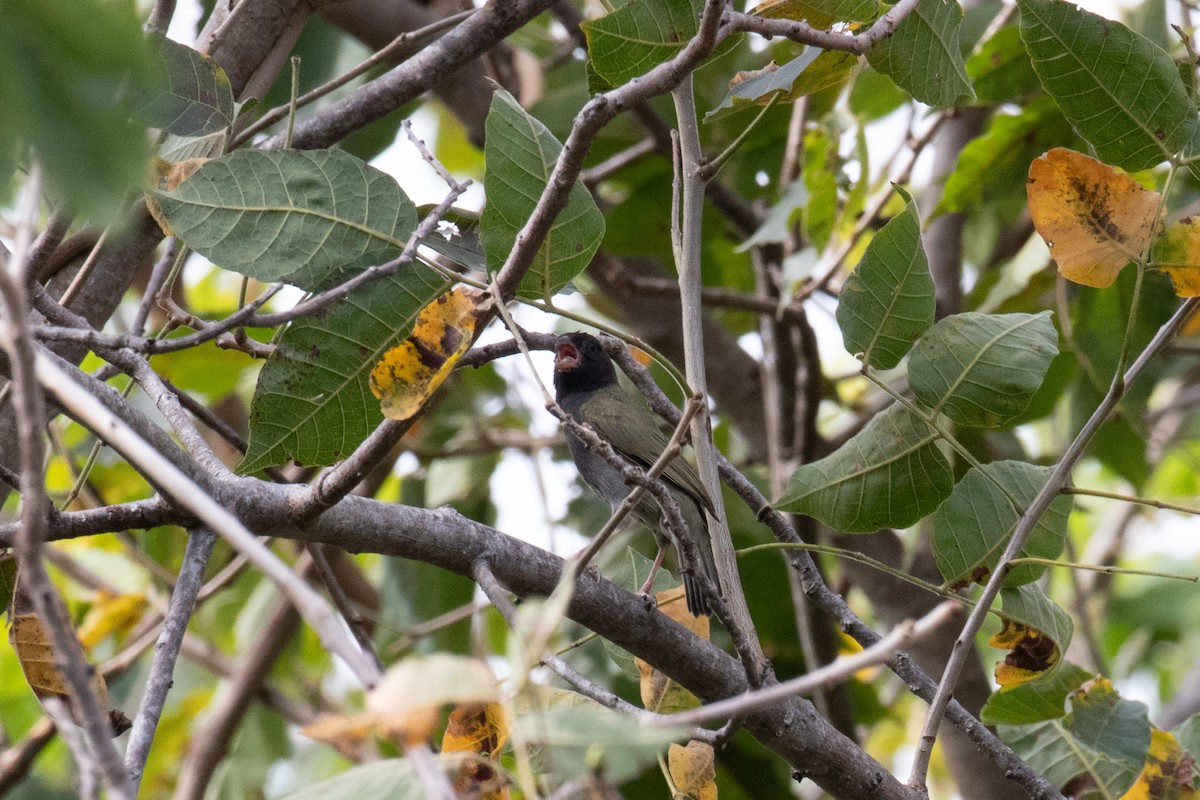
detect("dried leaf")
(635, 588), (706, 713)
(9, 611), (123, 733)
(1027, 148), (1162, 288)
(669, 741), (718, 800)
(146, 156), (210, 236)
(369, 287), (482, 420)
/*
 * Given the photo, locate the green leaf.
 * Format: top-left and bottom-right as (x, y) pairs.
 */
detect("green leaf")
(981, 662), (1091, 725)
(776, 403), (953, 532)
(866, 0), (974, 107)
(706, 49), (857, 121)
(0, 0), (157, 225)
(139, 36), (234, 136)
(152, 149), (417, 290)
(999, 718), (1141, 797)
(1018, 0), (1200, 170)
(582, 0), (701, 90)
(932, 460), (1072, 588)
(239, 266), (449, 473)
(274, 759), (423, 800)
(1067, 678), (1151, 767)
(937, 99), (1075, 217)
(1174, 714), (1200, 761)
(836, 188), (935, 370)
(481, 90), (605, 300)
(516, 705), (688, 784)
(965, 24), (1041, 103)
(908, 311), (1059, 428)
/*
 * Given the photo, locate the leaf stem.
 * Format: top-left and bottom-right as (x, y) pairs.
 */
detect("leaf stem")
(1063, 486), (1200, 516)
(1006, 556), (1199, 583)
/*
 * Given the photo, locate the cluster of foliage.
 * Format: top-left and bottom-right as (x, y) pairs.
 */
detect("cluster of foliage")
(5, 0), (1200, 798)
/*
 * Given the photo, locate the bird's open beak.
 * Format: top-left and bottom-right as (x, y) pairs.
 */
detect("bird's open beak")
(555, 339), (580, 371)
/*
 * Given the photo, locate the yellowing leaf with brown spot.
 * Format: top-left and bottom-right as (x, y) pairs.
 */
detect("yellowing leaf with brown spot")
(77, 591), (148, 649)
(635, 587), (707, 713)
(1121, 729), (1198, 800)
(989, 617), (1060, 689)
(669, 741), (717, 800)
(443, 703), (510, 800)
(1027, 148), (1162, 288)
(370, 287), (482, 420)
(442, 702), (508, 756)
(1153, 218), (1200, 297)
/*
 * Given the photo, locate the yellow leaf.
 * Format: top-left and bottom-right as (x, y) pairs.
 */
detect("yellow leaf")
(77, 591), (148, 649)
(669, 741), (718, 800)
(442, 702), (508, 757)
(1027, 148), (1162, 288)
(300, 713), (376, 747)
(1153, 218), (1200, 297)
(369, 287), (482, 420)
(635, 588), (707, 713)
(1121, 729), (1199, 800)
(988, 617), (1060, 688)
(443, 703), (511, 800)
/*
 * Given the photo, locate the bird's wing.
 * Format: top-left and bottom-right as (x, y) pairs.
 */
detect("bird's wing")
(580, 389), (716, 514)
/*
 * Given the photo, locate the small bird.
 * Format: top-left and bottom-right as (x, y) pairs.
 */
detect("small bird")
(552, 331), (721, 617)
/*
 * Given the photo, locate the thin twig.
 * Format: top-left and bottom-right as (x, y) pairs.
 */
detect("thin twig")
(661, 602), (958, 726)
(124, 527), (218, 792)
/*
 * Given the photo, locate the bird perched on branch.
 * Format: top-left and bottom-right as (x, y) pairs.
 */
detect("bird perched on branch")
(552, 331), (721, 617)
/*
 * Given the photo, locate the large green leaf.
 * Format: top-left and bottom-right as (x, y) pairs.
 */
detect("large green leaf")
(239, 266), (449, 473)
(965, 24), (1041, 104)
(480, 90), (605, 300)
(1018, 0), (1200, 170)
(152, 149), (417, 290)
(0, 0), (157, 225)
(776, 403), (953, 532)
(999, 718), (1141, 797)
(866, 0), (974, 107)
(932, 460), (1071, 588)
(139, 36), (234, 136)
(908, 311), (1058, 428)
(582, 0), (701, 91)
(836, 188), (935, 370)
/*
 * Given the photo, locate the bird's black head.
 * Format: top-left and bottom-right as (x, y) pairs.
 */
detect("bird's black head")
(553, 332), (617, 398)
